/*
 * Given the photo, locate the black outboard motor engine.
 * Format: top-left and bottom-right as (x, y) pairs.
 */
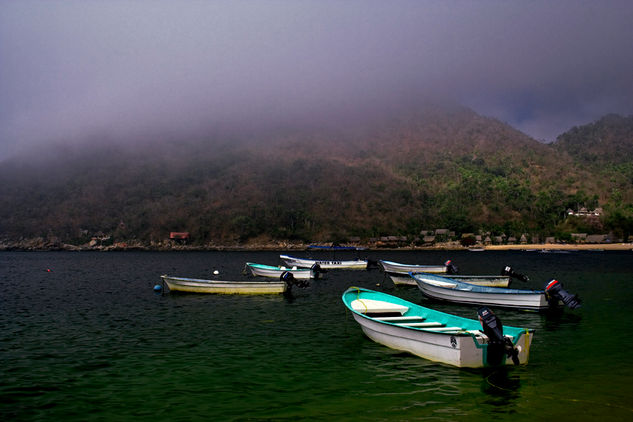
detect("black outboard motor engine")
(279, 271), (310, 288)
(477, 306), (520, 366)
(280, 271), (308, 289)
(280, 271), (294, 284)
(445, 260), (458, 275)
(310, 263), (325, 279)
(545, 279), (581, 309)
(501, 265), (529, 282)
(366, 259), (379, 270)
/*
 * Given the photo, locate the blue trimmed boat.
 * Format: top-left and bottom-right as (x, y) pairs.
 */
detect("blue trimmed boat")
(280, 254), (368, 270)
(280, 245), (371, 270)
(307, 245), (366, 251)
(342, 287), (534, 368)
(411, 272), (580, 311)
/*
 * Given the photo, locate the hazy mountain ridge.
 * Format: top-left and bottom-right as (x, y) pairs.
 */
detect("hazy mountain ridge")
(553, 114), (633, 165)
(1, 107), (632, 246)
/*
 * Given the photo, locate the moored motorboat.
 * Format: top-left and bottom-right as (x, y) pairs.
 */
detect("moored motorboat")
(280, 254), (368, 270)
(411, 272), (580, 311)
(245, 262), (320, 279)
(379, 259), (455, 275)
(342, 287), (534, 368)
(388, 272), (511, 287)
(161, 274), (288, 294)
(384, 262), (528, 287)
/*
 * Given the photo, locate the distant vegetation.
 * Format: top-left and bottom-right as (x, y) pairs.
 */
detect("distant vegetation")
(1, 106), (632, 248)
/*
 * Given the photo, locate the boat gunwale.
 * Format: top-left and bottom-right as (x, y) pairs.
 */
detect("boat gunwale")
(379, 260), (447, 271)
(245, 262), (312, 272)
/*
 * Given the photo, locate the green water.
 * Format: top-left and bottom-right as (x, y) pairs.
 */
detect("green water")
(1, 250), (632, 421)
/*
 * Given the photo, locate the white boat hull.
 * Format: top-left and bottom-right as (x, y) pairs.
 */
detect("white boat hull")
(413, 274), (548, 310)
(352, 313), (532, 368)
(280, 254), (367, 270)
(379, 260), (448, 274)
(389, 273), (510, 287)
(161, 275), (287, 294)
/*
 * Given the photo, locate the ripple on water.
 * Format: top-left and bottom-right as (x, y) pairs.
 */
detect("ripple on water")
(2, 251), (633, 421)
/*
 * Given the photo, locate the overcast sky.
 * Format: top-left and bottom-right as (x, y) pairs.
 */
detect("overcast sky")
(2, 0), (633, 159)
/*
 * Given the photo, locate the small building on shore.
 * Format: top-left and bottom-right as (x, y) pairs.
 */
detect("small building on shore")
(169, 232), (190, 244)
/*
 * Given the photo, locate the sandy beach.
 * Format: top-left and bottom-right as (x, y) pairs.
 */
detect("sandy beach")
(483, 243), (632, 251)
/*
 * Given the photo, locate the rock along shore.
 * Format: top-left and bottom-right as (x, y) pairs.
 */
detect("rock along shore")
(0, 238), (631, 252)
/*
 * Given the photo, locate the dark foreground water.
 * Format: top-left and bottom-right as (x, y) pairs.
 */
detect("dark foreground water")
(1, 250), (633, 421)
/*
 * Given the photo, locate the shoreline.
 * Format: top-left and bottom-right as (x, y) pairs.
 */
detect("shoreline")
(1, 241), (631, 252)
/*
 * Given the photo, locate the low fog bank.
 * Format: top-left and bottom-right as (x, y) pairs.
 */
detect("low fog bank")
(1, 98), (467, 167)
(2, 1), (633, 161)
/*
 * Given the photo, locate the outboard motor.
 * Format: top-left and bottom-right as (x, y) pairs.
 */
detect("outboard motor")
(545, 279), (581, 309)
(477, 306), (520, 366)
(310, 263), (325, 279)
(501, 265), (530, 282)
(280, 271), (309, 289)
(366, 259), (379, 270)
(280, 270), (294, 284)
(445, 260), (459, 275)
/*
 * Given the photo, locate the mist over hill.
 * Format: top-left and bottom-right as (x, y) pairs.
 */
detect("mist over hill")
(554, 114), (633, 165)
(1, 106), (632, 248)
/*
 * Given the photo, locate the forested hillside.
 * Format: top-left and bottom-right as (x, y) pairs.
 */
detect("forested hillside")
(1, 106), (632, 248)
(552, 114), (633, 240)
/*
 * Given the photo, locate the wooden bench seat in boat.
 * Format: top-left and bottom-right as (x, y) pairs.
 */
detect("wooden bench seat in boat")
(351, 299), (408, 315)
(420, 326), (464, 332)
(398, 321), (444, 327)
(375, 316), (425, 322)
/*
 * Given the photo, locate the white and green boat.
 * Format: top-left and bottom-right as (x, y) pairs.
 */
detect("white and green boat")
(342, 287), (534, 368)
(245, 262), (319, 280)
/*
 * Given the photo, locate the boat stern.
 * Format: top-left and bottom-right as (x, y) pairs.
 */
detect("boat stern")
(509, 329), (534, 365)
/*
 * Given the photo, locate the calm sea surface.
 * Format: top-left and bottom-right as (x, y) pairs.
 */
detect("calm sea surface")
(1, 250), (633, 421)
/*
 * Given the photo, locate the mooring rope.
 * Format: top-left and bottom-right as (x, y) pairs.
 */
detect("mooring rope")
(352, 286), (368, 313)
